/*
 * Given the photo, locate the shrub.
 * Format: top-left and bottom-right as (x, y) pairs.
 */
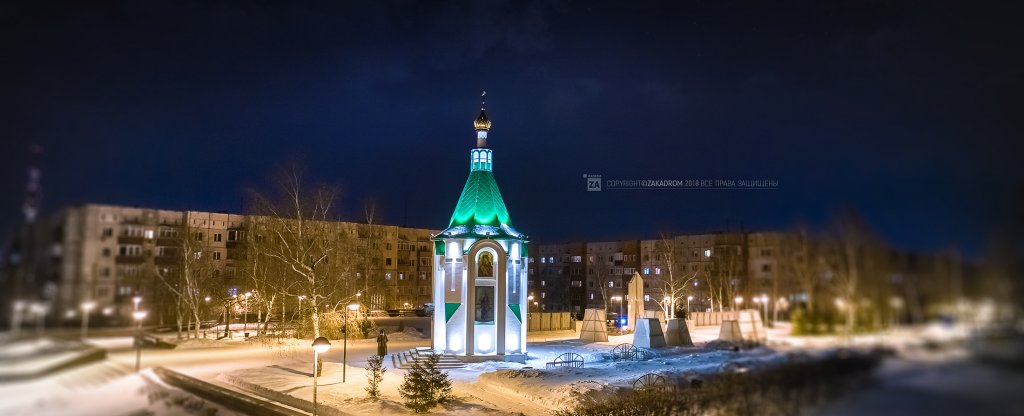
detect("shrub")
(555, 349), (882, 416)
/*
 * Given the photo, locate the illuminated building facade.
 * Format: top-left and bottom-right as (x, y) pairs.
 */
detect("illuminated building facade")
(432, 95), (528, 359)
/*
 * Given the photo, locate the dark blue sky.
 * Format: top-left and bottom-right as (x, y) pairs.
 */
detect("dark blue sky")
(1, 1), (1021, 256)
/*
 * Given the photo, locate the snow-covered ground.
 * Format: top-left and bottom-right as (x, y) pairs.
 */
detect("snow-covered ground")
(0, 368), (239, 416)
(0, 321), (998, 415)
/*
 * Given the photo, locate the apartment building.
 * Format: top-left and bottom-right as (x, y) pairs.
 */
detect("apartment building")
(1, 203), (437, 326)
(528, 242), (583, 314)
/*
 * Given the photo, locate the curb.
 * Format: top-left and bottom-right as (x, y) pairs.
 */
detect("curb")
(153, 366), (309, 416)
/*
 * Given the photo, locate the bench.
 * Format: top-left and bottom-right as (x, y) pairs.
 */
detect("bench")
(633, 373), (669, 392)
(611, 343), (655, 362)
(545, 352), (584, 369)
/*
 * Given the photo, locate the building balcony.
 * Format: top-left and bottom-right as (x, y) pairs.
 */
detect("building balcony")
(114, 255), (145, 264)
(118, 236), (144, 245)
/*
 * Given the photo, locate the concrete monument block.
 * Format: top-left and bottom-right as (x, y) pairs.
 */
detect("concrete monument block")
(665, 318), (693, 347)
(719, 320), (744, 344)
(633, 318), (667, 349)
(579, 308), (609, 342)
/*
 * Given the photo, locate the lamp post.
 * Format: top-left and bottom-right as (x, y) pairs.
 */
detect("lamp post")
(734, 295), (743, 320)
(11, 300), (25, 337)
(132, 296), (142, 311)
(687, 296), (693, 315)
(343, 303), (360, 383)
(133, 310), (147, 372)
(297, 295), (306, 323)
(243, 292), (251, 336)
(80, 301), (95, 339)
(758, 294), (769, 326)
(611, 296), (623, 335)
(312, 337), (332, 416)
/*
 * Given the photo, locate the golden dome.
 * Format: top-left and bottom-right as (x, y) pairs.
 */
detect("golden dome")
(474, 108), (491, 131)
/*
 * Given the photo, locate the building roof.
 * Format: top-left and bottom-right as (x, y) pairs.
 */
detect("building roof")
(436, 170), (525, 240)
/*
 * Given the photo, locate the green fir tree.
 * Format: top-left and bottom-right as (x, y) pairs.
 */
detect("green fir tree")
(399, 353), (453, 412)
(365, 354), (386, 399)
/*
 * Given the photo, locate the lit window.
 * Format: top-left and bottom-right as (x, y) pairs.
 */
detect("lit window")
(655, 267), (661, 275)
(704, 249), (711, 257)
(608, 281), (614, 287)
(644, 294), (650, 302)
(386, 273), (392, 280)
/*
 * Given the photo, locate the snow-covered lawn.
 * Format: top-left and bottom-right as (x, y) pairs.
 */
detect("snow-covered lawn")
(218, 330), (820, 415)
(0, 369), (239, 416)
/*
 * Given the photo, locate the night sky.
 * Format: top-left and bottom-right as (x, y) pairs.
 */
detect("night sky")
(2, 1), (1021, 257)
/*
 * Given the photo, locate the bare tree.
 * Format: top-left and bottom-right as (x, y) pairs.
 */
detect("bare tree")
(153, 221), (215, 340)
(651, 234), (698, 319)
(589, 255), (613, 312)
(247, 166), (357, 338)
(708, 243), (744, 313)
(821, 210), (885, 338)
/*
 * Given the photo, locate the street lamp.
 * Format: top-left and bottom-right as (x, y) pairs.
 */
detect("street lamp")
(343, 303), (360, 383)
(133, 310), (147, 372)
(80, 301), (96, 339)
(758, 294), (769, 326)
(132, 296), (142, 311)
(311, 336), (332, 416)
(687, 296), (693, 315)
(610, 296), (623, 335)
(243, 292), (252, 336)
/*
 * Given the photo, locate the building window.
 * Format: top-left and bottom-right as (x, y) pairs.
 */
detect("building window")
(102, 248), (111, 257)
(385, 258), (393, 266)
(213, 251), (221, 260)
(540, 257), (545, 264)
(761, 264), (771, 272)
(144, 229), (154, 239)
(571, 280), (582, 287)
(118, 245), (142, 256)
(644, 294), (650, 302)
(214, 233), (222, 242)
(590, 293), (594, 300)
(608, 281), (614, 288)
(655, 267), (661, 275)
(540, 281), (545, 286)
(419, 271), (427, 280)
(386, 273), (392, 280)
(102, 228), (113, 237)
(541, 292), (546, 299)
(195, 232), (203, 241)
(572, 256), (582, 262)
(704, 249), (712, 257)
(399, 273), (405, 280)
(643, 267), (650, 275)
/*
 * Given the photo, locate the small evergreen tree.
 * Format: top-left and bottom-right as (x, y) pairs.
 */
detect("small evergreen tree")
(399, 353), (453, 412)
(365, 354), (386, 399)
(425, 354), (453, 403)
